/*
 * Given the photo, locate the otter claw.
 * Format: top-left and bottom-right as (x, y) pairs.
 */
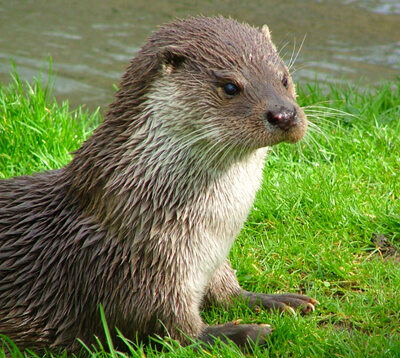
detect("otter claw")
(284, 305), (297, 316)
(311, 298), (320, 306)
(304, 302), (315, 313)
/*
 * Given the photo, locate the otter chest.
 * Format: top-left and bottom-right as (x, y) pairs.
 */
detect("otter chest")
(190, 148), (267, 274)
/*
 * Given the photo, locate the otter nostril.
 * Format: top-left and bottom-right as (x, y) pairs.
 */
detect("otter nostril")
(266, 108), (297, 131)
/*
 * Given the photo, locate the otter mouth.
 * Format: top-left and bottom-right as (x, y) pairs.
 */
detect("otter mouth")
(284, 119), (307, 143)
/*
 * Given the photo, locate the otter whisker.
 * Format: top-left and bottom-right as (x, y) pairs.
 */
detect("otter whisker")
(288, 34), (307, 71)
(289, 63), (309, 75)
(305, 122), (333, 147)
(278, 41), (291, 60)
(301, 134), (335, 162)
(304, 105), (359, 121)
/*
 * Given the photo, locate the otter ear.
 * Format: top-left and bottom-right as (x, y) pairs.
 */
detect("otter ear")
(262, 25), (272, 41)
(158, 46), (187, 73)
(262, 25), (277, 52)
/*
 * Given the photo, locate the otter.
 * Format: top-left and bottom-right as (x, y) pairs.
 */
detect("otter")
(0, 16), (316, 354)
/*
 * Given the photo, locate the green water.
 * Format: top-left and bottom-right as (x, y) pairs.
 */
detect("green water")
(0, 0), (399, 111)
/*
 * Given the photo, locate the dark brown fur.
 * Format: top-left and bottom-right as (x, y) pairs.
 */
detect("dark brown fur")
(0, 16), (314, 354)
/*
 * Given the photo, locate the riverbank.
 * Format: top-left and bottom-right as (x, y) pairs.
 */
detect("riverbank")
(0, 71), (399, 357)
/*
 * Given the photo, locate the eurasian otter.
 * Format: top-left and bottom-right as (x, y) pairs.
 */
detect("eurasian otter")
(0, 16), (316, 354)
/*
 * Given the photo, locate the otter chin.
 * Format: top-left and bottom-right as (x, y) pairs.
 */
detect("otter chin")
(0, 16), (315, 354)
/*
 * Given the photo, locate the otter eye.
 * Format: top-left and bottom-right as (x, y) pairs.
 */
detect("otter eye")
(223, 83), (240, 96)
(282, 75), (289, 89)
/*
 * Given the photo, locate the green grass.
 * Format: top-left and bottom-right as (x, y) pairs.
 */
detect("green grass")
(1, 68), (399, 357)
(0, 64), (100, 178)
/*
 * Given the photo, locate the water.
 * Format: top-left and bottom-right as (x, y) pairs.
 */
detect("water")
(0, 0), (399, 112)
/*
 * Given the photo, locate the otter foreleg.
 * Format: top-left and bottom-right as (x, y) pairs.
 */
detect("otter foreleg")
(199, 260), (318, 348)
(240, 290), (318, 315)
(204, 260), (317, 314)
(203, 260), (242, 307)
(197, 261), (271, 349)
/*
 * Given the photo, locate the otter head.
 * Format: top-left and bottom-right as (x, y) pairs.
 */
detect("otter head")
(136, 17), (306, 149)
(108, 16), (307, 160)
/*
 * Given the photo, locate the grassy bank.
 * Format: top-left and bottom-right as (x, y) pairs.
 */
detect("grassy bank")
(0, 68), (100, 178)
(0, 71), (399, 357)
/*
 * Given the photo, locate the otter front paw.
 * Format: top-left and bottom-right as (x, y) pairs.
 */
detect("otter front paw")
(241, 290), (319, 315)
(199, 322), (273, 351)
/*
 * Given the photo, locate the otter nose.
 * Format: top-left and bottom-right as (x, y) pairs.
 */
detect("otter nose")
(266, 107), (297, 131)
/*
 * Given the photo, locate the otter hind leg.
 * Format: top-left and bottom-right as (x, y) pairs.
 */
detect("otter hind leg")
(199, 322), (272, 351)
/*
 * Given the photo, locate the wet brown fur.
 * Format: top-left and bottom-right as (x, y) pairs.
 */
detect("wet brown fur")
(0, 16), (308, 353)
